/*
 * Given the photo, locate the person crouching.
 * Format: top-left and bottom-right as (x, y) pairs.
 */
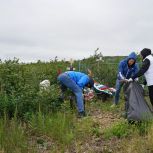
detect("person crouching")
(57, 71), (94, 117)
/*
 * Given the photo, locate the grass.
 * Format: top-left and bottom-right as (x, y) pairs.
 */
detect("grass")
(29, 111), (75, 146)
(28, 109), (100, 151)
(0, 100), (153, 152)
(103, 119), (153, 139)
(119, 125), (153, 153)
(103, 120), (130, 139)
(75, 117), (97, 139)
(0, 118), (31, 153)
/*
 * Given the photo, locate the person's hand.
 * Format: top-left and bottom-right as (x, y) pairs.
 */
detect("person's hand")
(140, 84), (145, 89)
(120, 79), (128, 83)
(124, 79), (129, 82)
(134, 78), (139, 82)
(128, 78), (133, 82)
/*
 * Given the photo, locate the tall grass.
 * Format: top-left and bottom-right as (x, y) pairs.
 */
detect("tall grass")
(29, 111), (75, 149)
(103, 120), (153, 139)
(0, 118), (30, 153)
(120, 124), (153, 153)
(29, 109), (97, 152)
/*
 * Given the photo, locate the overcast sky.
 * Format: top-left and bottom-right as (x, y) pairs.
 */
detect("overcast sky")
(0, 0), (153, 62)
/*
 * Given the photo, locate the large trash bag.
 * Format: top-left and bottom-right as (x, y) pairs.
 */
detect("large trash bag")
(124, 81), (153, 121)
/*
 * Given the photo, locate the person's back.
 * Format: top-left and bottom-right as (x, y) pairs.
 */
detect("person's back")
(66, 71), (90, 88)
(57, 71), (94, 117)
(66, 71), (86, 81)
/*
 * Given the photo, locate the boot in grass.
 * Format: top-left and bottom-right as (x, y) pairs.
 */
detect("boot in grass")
(77, 111), (86, 118)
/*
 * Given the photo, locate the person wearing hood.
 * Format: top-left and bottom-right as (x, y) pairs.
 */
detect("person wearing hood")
(129, 48), (153, 106)
(111, 52), (139, 107)
(57, 71), (94, 117)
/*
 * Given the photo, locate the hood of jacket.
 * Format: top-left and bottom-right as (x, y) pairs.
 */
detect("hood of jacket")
(126, 52), (137, 61)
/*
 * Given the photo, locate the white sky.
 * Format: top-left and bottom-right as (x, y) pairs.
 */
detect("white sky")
(0, 0), (153, 62)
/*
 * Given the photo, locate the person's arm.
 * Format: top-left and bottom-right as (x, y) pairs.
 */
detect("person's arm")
(118, 61), (125, 80)
(132, 59), (150, 80)
(134, 63), (139, 74)
(77, 76), (89, 88)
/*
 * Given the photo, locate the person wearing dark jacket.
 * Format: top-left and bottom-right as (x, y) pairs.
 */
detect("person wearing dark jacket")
(111, 52), (139, 107)
(58, 71), (94, 117)
(129, 48), (153, 106)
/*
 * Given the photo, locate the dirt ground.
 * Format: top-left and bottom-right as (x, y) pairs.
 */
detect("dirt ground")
(28, 103), (125, 153)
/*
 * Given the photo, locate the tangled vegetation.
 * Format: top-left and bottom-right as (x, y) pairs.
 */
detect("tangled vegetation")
(0, 54), (151, 153)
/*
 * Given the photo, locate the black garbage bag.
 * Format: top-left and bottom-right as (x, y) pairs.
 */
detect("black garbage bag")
(124, 81), (153, 121)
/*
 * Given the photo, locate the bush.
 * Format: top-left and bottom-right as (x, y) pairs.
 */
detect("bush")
(0, 59), (67, 119)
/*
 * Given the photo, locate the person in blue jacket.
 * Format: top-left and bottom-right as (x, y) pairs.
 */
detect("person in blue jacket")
(111, 52), (139, 107)
(58, 71), (94, 117)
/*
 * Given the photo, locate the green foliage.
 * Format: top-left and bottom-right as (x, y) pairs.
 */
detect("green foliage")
(0, 55), (150, 152)
(75, 52), (120, 86)
(0, 59), (67, 119)
(131, 120), (153, 135)
(103, 120), (131, 139)
(103, 120), (153, 140)
(0, 55), (140, 118)
(0, 118), (29, 153)
(29, 112), (74, 146)
(119, 122), (153, 153)
(91, 122), (102, 137)
(74, 117), (97, 140)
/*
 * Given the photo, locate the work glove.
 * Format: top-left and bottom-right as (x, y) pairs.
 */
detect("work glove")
(134, 78), (139, 81)
(128, 78), (133, 82)
(120, 79), (128, 83)
(140, 84), (145, 89)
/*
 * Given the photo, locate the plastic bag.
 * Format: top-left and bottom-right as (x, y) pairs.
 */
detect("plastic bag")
(124, 81), (153, 121)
